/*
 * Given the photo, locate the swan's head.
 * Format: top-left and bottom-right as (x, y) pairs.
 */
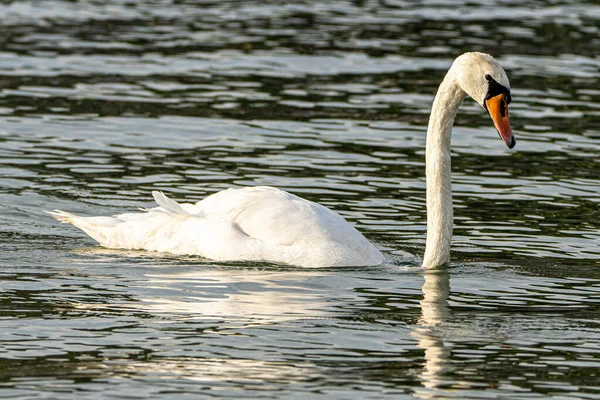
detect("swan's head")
(451, 52), (515, 148)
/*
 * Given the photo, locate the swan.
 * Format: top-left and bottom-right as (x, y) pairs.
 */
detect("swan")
(47, 52), (514, 268)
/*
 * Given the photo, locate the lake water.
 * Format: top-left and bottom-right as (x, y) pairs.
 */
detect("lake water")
(1, 0), (599, 398)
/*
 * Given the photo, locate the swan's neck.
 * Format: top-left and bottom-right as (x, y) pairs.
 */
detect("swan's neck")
(422, 72), (466, 269)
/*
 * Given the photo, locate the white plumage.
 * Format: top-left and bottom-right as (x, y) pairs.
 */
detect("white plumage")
(47, 187), (385, 267)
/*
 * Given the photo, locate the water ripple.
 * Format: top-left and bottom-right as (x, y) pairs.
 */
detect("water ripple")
(1, 0), (599, 398)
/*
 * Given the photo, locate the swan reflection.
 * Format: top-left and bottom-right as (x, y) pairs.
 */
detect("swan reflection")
(413, 270), (452, 397)
(139, 268), (332, 324)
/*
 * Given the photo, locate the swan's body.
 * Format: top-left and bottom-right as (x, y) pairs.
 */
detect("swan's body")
(48, 187), (384, 267)
(48, 52), (514, 268)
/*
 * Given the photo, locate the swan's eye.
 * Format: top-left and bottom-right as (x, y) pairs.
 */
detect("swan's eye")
(485, 74), (492, 81)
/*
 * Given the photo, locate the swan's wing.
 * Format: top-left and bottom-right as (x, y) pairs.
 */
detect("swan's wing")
(194, 186), (358, 246)
(49, 187), (345, 248)
(191, 186), (384, 265)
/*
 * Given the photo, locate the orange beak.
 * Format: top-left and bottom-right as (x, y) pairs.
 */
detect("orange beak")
(485, 93), (515, 149)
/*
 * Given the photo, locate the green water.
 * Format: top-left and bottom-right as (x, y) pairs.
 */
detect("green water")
(1, 0), (599, 398)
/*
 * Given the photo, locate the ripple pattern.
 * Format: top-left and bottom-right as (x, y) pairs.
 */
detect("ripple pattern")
(0, 0), (599, 398)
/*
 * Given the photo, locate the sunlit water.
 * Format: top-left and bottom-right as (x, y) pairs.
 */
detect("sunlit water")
(1, 0), (599, 398)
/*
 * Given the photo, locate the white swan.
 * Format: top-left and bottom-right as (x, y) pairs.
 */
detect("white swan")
(47, 52), (514, 268)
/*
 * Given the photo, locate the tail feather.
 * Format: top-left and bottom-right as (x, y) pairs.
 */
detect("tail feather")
(152, 191), (189, 217)
(46, 210), (123, 245)
(45, 210), (78, 224)
(46, 192), (192, 248)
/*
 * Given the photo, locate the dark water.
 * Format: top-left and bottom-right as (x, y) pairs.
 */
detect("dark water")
(1, 0), (600, 398)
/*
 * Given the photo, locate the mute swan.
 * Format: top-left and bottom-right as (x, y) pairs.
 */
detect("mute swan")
(48, 52), (514, 268)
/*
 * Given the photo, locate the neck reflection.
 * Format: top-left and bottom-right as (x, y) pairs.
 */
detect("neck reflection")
(413, 270), (452, 397)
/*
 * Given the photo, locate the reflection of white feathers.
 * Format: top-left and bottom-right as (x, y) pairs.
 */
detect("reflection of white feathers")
(47, 187), (384, 268)
(420, 272), (451, 325)
(138, 269), (331, 324)
(413, 272), (453, 397)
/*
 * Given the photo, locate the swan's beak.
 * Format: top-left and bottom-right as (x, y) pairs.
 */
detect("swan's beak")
(485, 93), (515, 149)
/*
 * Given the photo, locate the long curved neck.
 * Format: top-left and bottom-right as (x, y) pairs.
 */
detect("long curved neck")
(422, 71), (466, 269)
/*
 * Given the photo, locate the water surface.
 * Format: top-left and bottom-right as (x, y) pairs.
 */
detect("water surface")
(1, 0), (599, 398)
